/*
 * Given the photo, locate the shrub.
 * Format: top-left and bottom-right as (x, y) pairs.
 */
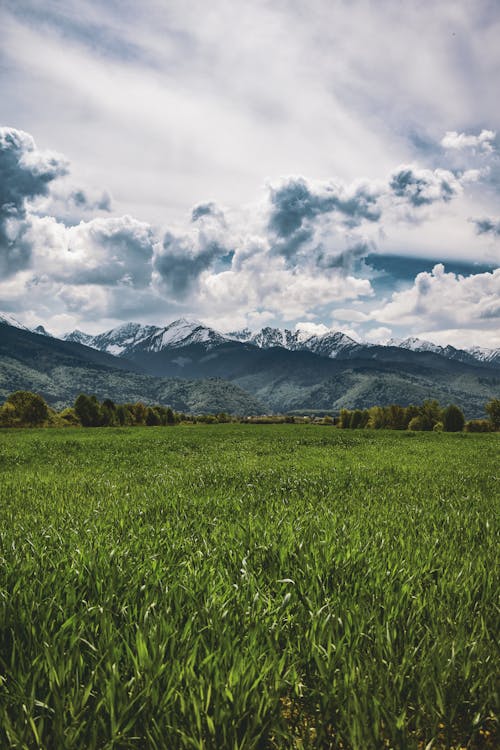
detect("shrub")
(464, 419), (492, 433)
(408, 415), (428, 431)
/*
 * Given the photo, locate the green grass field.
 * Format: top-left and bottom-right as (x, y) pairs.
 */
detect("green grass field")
(0, 425), (498, 749)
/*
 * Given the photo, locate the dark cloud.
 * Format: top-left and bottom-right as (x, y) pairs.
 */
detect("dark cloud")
(268, 177), (381, 239)
(267, 177), (381, 261)
(271, 226), (315, 261)
(473, 217), (500, 236)
(70, 188), (112, 212)
(0, 126), (67, 276)
(154, 230), (227, 296)
(191, 202), (222, 222)
(317, 241), (373, 273)
(389, 167), (456, 207)
(65, 217), (155, 286)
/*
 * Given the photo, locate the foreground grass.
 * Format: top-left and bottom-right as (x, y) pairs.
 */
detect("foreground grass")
(0, 425), (498, 749)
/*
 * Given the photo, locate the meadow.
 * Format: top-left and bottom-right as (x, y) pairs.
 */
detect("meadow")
(0, 425), (498, 749)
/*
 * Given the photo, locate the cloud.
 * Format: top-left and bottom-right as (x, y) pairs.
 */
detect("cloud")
(331, 308), (370, 323)
(294, 321), (330, 336)
(473, 217), (500, 236)
(316, 239), (375, 273)
(0, 126), (67, 275)
(373, 264), (500, 336)
(441, 129), (496, 152)
(268, 176), (382, 240)
(23, 214), (156, 286)
(389, 166), (461, 207)
(191, 202), (225, 223)
(69, 188), (112, 212)
(154, 207), (230, 296)
(363, 326), (392, 344)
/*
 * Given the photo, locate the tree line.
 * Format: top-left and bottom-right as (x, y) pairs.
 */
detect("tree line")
(0, 391), (499, 432)
(336, 399), (499, 432)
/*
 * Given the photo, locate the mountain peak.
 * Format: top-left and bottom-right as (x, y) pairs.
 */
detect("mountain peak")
(0, 312), (29, 331)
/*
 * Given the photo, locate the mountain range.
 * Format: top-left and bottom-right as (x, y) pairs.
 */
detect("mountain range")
(1, 313), (499, 417)
(60, 317), (500, 366)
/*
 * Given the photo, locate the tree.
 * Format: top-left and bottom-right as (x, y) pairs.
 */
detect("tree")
(165, 407), (176, 425)
(350, 409), (364, 429)
(485, 398), (500, 431)
(404, 404), (420, 428)
(145, 407), (161, 426)
(339, 409), (352, 428)
(6, 391), (49, 426)
(101, 398), (118, 426)
(58, 407), (80, 426)
(131, 402), (147, 425)
(0, 401), (17, 427)
(408, 415), (428, 431)
(465, 419), (491, 433)
(386, 404), (406, 430)
(74, 394), (101, 427)
(442, 404), (465, 432)
(419, 399), (442, 430)
(367, 406), (387, 429)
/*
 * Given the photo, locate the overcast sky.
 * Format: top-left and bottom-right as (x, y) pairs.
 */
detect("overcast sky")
(1, 0), (499, 347)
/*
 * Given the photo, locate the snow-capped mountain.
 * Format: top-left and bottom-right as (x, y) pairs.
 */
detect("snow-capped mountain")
(387, 336), (500, 366)
(64, 330), (96, 347)
(0, 312), (29, 331)
(468, 345), (500, 366)
(229, 325), (361, 358)
(304, 330), (362, 358)
(64, 319), (231, 357)
(3, 311), (497, 367)
(87, 322), (162, 356)
(32, 325), (52, 337)
(387, 336), (443, 354)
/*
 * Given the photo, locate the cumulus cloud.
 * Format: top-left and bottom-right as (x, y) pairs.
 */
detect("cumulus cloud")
(0, 126), (67, 275)
(389, 166), (461, 207)
(191, 202), (225, 223)
(154, 205), (230, 296)
(363, 326), (392, 344)
(373, 264), (500, 334)
(268, 176), (382, 240)
(22, 214), (155, 286)
(441, 129), (496, 153)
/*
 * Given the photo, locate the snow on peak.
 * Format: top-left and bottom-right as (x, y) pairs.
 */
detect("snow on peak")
(63, 329), (94, 346)
(0, 312), (29, 330)
(388, 336), (442, 354)
(32, 325), (52, 337)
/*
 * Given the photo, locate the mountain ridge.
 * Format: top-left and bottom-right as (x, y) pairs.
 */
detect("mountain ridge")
(59, 317), (499, 368)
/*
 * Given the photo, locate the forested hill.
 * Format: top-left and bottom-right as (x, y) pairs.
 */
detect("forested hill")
(0, 323), (266, 414)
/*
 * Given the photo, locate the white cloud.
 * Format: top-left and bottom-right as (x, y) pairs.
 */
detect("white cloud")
(417, 327), (500, 350)
(441, 129), (496, 152)
(331, 308), (370, 323)
(373, 264), (500, 341)
(294, 321), (330, 336)
(24, 214), (155, 286)
(363, 326), (392, 344)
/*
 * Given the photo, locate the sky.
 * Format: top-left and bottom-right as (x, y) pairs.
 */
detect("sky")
(0, 0), (499, 347)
